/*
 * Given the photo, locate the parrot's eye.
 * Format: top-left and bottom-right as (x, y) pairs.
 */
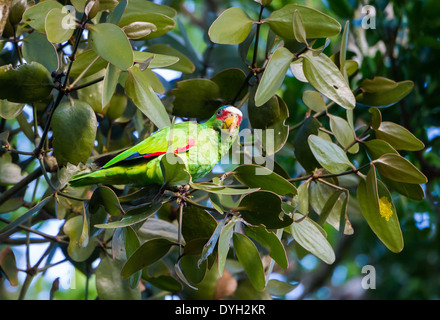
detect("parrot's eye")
(216, 109), (223, 117)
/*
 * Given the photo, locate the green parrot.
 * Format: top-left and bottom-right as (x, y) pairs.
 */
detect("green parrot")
(69, 105), (243, 187)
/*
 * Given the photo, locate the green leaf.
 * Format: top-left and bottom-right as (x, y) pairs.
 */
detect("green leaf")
(374, 121), (425, 151)
(89, 23), (134, 70)
(96, 255), (141, 300)
(0, 100), (24, 119)
(117, 0), (175, 39)
(292, 9), (307, 44)
(302, 50), (355, 110)
(363, 140), (424, 200)
(266, 4), (341, 40)
(211, 68), (247, 103)
(122, 21), (158, 40)
(81, 199), (109, 247)
(239, 191), (293, 229)
(174, 260), (198, 290)
(121, 238), (174, 278)
(22, 32), (59, 72)
(107, 0), (127, 24)
(63, 215), (98, 262)
(160, 153), (191, 187)
(381, 176), (425, 201)
(22, 0), (63, 32)
(0, 62), (53, 103)
(248, 93), (290, 154)
(95, 202), (162, 229)
(142, 273), (182, 292)
(52, 100), (97, 166)
(296, 181), (309, 215)
(168, 79), (221, 119)
(146, 44), (195, 73)
(76, 71), (105, 113)
(0, 153), (27, 186)
(308, 134), (353, 174)
(267, 279), (297, 297)
(369, 107), (382, 130)
(233, 164), (297, 196)
(124, 226), (142, 288)
(288, 213), (335, 264)
(190, 182), (259, 195)
(359, 77), (399, 93)
(309, 180), (353, 234)
(45, 7), (75, 43)
(0, 198), (23, 214)
(357, 166), (403, 253)
(233, 232), (265, 291)
(133, 51), (179, 69)
(303, 90), (326, 113)
(373, 153), (427, 184)
(70, 50), (108, 78)
(122, 0), (176, 18)
(356, 77), (414, 108)
(197, 219), (225, 268)
(255, 47), (293, 106)
(182, 205), (217, 243)
(0, 247), (19, 286)
(118, 12), (175, 40)
(329, 114), (359, 153)
(339, 21), (350, 80)
(137, 218), (178, 242)
(125, 65), (171, 129)
(244, 225), (288, 269)
(208, 7), (254, 45)
(363, 139), (398, 160)
(102, 63), (121, 109)
(217, 216), (237, 277)
(290, 59), (308, 82)
(293, 117), (321, 173)
(179, 255), (207, 285)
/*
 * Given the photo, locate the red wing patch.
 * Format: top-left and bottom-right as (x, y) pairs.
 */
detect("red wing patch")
(174, 138), (196, 153)
(142, 151), (166, 158)
(124, 139), (196, 161)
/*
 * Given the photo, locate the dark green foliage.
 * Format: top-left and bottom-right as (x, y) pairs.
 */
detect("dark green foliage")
(0, 0), (436, 301)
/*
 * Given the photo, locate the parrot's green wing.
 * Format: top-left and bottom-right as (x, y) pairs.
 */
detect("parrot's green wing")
(102, 121), (198, 169)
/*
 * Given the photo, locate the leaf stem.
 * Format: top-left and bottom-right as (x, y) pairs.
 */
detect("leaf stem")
(252, 5), (265, 68)
(69, 76), (104, 92)
(289, 162), (371, 183)
(12, 24), (23, 65)
(67, 55), (100, 90)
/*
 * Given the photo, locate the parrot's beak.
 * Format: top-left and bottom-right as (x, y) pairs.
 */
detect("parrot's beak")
(223, 114), (238, 133)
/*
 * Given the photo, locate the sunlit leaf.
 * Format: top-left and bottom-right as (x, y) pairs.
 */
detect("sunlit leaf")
(266, 4), (341, 39)
(302, 50), (355, 110)
(288, 213), (335, 264)
(308, 134), (354, 174)
(357, 166), (403, 253)
(208, 7), (254, 45)
(255, 47), (293, 106)
(89, 23), (134, 70)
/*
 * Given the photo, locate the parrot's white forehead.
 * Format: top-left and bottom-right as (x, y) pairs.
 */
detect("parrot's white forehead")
(223, 106), (242, 118)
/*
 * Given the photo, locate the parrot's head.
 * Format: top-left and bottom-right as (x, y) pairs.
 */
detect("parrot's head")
(215, 105), (243, 134)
